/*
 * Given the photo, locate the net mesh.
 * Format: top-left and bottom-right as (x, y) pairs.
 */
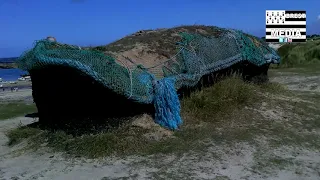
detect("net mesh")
(16, 27), (280, 129)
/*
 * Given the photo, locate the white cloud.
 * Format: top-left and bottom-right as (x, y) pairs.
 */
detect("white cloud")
(317, 15), (320, 20)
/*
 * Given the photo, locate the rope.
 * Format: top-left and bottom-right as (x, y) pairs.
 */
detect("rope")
(154, 78), (182, 130)
(147, 38), (196, 70)
(122, 55), (138, 66)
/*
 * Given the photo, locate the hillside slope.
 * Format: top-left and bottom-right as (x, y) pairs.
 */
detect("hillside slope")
(277, 39), (320, 67)
(88, 25), (265, 69)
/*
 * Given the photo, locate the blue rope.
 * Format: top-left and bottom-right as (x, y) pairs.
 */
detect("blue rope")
(153, 78), (182, 130)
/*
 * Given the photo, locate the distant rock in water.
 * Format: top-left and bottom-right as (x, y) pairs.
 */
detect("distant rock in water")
(0, 62), (17, 69)
(0, 57), (18, 69)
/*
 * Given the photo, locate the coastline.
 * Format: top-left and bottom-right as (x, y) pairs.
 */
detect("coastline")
(0, 81), (32, 90)
(0, 63), (17, 69)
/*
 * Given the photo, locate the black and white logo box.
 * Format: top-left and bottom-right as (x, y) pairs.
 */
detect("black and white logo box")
(265, 10), (306, 42)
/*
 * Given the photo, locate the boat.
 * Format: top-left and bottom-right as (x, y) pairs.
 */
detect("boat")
(18, 77), (26, 81)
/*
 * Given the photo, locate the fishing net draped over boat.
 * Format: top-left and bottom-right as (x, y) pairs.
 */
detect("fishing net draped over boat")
(17, 28), (280, 130)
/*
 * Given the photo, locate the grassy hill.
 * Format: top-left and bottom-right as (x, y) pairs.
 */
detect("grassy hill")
(276, 39), (320, 67)
(86, 25), (264, 70)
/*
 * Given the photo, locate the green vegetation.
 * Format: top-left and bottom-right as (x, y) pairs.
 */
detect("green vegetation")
(6, 77), (287, 158)
(182, 78), (267, 121)
(306, 34), (320, 40)
(6, 126), (41, 145)
(275, 39), (320, 68)
(0, 102), (37, 120)
(270, 64), (320, 75)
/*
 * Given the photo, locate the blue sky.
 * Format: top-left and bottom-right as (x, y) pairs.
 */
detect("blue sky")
(0, 0), (319, 57)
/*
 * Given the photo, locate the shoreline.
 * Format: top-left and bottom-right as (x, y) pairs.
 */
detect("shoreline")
(0, 63), (17, 69)
(1, 85), (32, 91)
(0, 81), (32, 90)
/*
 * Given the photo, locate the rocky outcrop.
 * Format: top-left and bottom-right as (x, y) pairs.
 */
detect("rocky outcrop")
(0, 63), (17, 69)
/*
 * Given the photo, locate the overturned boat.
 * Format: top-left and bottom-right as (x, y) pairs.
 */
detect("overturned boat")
(16, 26), (280, 130)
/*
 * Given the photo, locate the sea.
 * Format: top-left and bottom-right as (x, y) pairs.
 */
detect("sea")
(0, 68), (27, 81)
(0, 57), (27, 81)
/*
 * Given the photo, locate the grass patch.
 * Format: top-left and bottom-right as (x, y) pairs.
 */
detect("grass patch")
(252, 153), (296, 173)
(270, 64), (320, 75)
(181, 77), (260, 122)
(6, 126), (42, 145)
(6, 77), (287, 158)
(0, 102), (37, 120)
(259, 81), (287, 93)
(275, 39), (320, 68)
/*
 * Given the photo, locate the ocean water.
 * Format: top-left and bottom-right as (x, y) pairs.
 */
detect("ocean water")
(0, 68), (27, 81)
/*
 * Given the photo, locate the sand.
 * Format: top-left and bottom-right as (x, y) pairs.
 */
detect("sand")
(0, 117), (319, 180)
(0, 71), (319, 180)
(0, 88), (33, 102)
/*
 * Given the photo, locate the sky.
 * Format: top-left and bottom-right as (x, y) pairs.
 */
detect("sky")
(0, 0), (319, 57)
